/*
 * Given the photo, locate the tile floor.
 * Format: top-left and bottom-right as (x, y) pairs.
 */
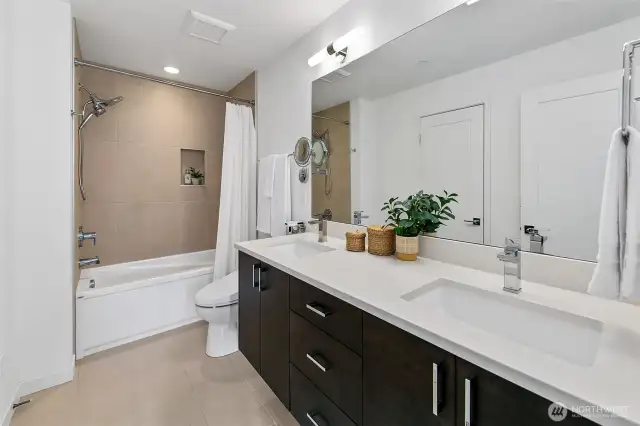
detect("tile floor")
(11, 322), (300, 426)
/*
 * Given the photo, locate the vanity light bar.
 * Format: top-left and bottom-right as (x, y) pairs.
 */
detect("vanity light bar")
(308, 28), (362, 67)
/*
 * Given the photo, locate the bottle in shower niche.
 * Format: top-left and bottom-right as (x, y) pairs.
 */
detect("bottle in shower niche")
(184, 168), (192, 185)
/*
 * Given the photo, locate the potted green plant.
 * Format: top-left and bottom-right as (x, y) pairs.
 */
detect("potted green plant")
(382, 190), (458, 261)
(188, 167), (204, 185)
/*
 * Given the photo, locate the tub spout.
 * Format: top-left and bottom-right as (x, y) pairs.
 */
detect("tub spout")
(79, 256), (100, 268)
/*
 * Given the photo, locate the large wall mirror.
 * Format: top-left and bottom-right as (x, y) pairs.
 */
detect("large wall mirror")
(311, 0), (640, 262)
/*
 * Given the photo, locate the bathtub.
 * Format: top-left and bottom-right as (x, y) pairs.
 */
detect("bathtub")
(76, 250), (214, 359)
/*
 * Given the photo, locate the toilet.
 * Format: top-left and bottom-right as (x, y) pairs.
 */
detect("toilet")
(195, 271), (239, 358)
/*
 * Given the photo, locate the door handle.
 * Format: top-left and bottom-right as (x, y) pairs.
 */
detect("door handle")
(432, 363), (442, 416)
(306, 353), (330, 372)
(306, 303), (331, 318)
(464, 378), (473, 426)
(306, 412), (328, 426)
(464, 218), (481, 226)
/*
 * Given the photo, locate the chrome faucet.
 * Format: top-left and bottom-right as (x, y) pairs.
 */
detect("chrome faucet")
(353, 210), (369, 225)
(78, 226), (97, 248)
(497, 238), (521, 294)
(79, 256), (100, 268)
(308, 218), (328, 243)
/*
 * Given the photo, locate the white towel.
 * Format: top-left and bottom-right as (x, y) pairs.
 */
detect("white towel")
(270, 154), (292, 237)
(622, 126), (640, 302)
(257, 155), (276, 234)
(588, 128), (627, 299)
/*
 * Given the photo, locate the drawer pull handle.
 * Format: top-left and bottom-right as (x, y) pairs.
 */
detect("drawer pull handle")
(432, 362), (441, 416)
(305, 303), (331, 318)
(306, 353), (330, 372)
(465, 378), (472, 426)
(306, 412), (328, 426)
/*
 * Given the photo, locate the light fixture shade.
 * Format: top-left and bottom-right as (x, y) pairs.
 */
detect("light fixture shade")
(308, 27), (362, 67)
(333, 28), (361, 52)
(308, 49), (329, 67)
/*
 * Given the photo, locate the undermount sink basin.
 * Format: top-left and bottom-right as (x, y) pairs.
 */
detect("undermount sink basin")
(403, 279), (603, 367)
(267, 240), (336, 259)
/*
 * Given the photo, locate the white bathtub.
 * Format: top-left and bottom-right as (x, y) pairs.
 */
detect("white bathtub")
(76, 250), (214, 359)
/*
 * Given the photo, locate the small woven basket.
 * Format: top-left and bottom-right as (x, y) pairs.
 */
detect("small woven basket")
(346, 231), (366, 252)
(367, 226), (395, 256)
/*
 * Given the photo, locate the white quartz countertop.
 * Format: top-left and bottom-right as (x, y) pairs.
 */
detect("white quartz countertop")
(236, 234), (640, 426)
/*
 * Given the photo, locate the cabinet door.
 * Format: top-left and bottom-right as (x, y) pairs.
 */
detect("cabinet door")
(238, 252), (261, 373)
(363, 313), (455, 426)
(260, 265), (290, 409)
(456, 358), (596, 426)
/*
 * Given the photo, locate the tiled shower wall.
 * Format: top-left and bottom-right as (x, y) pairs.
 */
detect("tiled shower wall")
(79, 67), (235, 266)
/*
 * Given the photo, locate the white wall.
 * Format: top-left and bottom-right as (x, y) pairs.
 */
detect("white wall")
(359, 16), (640, 246)
(0, 0), (18, 422)
(2, 0), (75, 402)
(256, 0), (467, 221)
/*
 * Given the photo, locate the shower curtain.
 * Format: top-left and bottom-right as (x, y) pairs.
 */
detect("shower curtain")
(213, 103), (257, 281)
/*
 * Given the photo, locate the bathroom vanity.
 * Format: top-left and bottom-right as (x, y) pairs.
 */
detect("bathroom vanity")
(236, 234), (640, 426)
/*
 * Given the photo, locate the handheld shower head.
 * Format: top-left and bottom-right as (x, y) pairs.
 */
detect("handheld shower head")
(79, 84), (123, 117)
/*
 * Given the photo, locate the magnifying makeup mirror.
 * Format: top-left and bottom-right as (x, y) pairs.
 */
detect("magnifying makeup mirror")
(294, 137), (312, 166)
(311, 139), (329, 167)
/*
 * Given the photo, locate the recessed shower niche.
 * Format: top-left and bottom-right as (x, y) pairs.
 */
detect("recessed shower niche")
(180, 148), (206, 186)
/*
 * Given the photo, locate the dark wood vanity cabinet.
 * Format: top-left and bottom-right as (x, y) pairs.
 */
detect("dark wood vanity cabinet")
(455, 358), (596, 426)
(238, 252), (290, 408)
(239, 252), (599, 426)
(238, 252), (261, 372)
(363, 313), (456, 426)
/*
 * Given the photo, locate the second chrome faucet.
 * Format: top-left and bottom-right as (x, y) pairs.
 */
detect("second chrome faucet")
(497, 238), (521, 294)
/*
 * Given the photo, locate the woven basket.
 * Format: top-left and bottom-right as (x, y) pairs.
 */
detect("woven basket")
(346, 231), (366, 252)
(367, 226), (395, 256)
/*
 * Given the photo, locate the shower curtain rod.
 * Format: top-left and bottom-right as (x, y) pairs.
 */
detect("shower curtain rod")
(312, 114), (350, 125)
(74, 59), (256, 106)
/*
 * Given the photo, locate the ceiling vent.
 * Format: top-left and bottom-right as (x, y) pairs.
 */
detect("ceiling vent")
(185, 11), (236, 44)
(320, 68), (351, 84)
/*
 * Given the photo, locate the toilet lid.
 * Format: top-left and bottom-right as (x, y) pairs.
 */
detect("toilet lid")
(195, 271), (239, 308)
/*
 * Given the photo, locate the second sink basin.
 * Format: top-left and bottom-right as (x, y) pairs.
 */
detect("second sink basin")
(267, 240), (336, 260)
(403, 279), (603, 367)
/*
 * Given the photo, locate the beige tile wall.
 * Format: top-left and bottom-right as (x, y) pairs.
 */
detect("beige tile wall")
(312, 102), (351, 224)
(79, 68), (227, 266)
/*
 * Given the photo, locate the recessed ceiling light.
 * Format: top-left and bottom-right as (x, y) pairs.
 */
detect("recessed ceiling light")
(164, 66), (180, 74)
(466, 0), (481, 5)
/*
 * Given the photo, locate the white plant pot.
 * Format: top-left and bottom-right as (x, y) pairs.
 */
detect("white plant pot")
(395, 235), (419, 261)
(192, 178), (201, 186)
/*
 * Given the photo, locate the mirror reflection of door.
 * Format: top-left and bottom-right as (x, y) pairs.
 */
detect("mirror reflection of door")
(521, 72), (621, 261)
(420, 105), (484, 244)
(311, 102), (351, 224)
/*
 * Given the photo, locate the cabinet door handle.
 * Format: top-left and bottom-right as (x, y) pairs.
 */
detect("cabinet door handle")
(305, 303), (331, 318)
(306, 412), (328, 426)
(252, 264), (259, 289)
(432, 362), (441, 416)
(257, 267), (266, 292)
(464, 378), (472, 426)
(306, 353), (330, 372)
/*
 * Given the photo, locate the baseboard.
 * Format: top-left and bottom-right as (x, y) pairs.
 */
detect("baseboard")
(0, 385), (19, 426)
(77, 317), (203, 360)
(16, 355), (75, 398)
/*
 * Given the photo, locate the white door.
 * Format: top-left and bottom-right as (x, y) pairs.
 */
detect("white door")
(521, 71), (620, 261)
(420, 105), (484, 244)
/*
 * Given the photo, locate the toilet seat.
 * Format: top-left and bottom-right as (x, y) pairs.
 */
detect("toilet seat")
(195, 271), (238, 308)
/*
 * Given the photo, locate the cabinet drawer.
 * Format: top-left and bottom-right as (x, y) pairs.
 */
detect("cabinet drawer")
(290, 277), (363, 355)
(291, 364), (357, 426)
(290, 312), (363, 425)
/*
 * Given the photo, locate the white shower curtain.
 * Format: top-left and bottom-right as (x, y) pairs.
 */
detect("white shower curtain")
(213, 103), (257, 281)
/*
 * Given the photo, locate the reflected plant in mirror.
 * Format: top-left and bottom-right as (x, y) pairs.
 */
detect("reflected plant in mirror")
(382, 190), (458, 237)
